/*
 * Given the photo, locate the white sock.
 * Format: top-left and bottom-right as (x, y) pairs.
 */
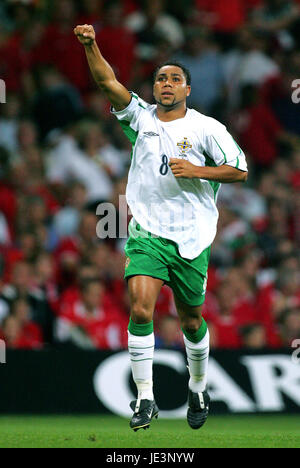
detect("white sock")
(184, 329), (210, 394)
(128, 331), (155, 401)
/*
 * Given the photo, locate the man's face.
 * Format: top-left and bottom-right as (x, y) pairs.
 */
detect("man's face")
(153, 66), (191, 108)
(83, 283), (103, 310)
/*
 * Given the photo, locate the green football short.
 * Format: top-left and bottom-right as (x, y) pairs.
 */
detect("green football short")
(124, 220), (211, 307)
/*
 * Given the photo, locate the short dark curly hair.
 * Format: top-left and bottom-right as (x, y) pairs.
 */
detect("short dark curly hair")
(153, 61), (192, 86)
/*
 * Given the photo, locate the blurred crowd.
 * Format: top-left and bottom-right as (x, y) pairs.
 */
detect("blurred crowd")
(0, 0), (299, 351)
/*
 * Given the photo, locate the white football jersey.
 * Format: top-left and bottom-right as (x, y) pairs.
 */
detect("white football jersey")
(112, 93), (248, 260)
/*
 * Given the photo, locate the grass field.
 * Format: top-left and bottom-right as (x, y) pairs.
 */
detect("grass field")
(0, 415), (299, 448)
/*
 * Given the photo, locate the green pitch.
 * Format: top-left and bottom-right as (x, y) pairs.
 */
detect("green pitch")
(0, 415), (299, 448)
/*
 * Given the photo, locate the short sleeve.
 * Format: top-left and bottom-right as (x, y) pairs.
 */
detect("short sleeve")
(111, 92), (149, 146)
(204, 121), (248, 172)
(111, 92), (148, 130)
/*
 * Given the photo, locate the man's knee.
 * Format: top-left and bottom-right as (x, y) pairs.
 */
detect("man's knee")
(131, 302), (153, 324)
(181, 316), (202, 335)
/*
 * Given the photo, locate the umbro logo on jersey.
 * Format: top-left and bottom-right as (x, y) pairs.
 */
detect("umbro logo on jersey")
(143, 132), (159, 137)
(130, 352), (144, 357)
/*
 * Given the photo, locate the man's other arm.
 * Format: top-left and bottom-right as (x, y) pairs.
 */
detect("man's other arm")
(169, 159), (248, 183)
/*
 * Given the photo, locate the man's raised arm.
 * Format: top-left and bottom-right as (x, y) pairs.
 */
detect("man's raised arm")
(74, 24), (131, 111)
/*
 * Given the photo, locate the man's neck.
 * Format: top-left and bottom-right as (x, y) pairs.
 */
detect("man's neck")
(156, 103), (188, 122)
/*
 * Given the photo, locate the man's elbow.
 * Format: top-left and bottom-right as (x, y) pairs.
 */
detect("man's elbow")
(227, 165), (248, 183)
(240, 171), (248, 182)
(97, 79), (113, 91)
(234, 169), (248, 182)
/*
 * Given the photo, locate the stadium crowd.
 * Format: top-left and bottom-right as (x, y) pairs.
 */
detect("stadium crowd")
(0, 0), (299, 351)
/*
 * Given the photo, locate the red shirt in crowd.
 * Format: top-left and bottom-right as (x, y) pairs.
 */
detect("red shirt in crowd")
(39, 24), (91, 92)
(96, 26), (136, 86)
(59, 288), (128, 349)
(0, 183), (17, 239)
(204, 286), (284, 348)
(234, 103), (282, 166)
(0, 36), (22, 92)
(195, 0), (246, 32)
(0, 321), (43, 350)
(254, 283), (300, 347)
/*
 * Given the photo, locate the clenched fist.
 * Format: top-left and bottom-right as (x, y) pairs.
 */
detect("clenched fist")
(74, 24), (95, 46)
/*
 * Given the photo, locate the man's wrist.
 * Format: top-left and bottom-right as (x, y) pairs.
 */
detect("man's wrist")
(193, 166), (204, 178)
(84, 40), (96, 49)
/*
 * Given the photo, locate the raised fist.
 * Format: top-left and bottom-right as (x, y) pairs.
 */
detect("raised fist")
(74, 24), (95, 46)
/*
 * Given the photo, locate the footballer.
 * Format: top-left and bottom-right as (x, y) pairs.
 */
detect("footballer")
(74, 24), (248, 432)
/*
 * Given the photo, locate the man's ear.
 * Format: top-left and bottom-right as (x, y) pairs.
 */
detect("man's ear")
(186, 86), (191, 97)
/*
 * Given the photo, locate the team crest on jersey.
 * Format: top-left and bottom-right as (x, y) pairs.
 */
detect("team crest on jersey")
(177, 137), (192, 156)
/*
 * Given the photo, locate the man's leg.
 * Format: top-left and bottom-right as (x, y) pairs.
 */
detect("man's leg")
(127, 275), (163, 430)
(175, 296), (210, 429)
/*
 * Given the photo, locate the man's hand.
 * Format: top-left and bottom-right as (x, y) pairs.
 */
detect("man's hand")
(169, 158), (197, 179)
(74, 24), (96, 46)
